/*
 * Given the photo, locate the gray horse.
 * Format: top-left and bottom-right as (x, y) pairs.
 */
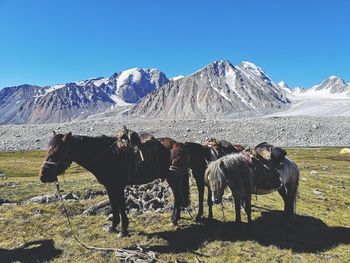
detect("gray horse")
(205, 152), (299, 224)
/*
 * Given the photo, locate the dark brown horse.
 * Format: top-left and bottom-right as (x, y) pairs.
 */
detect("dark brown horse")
(39, 131), (190, 237)
(185, 139), (243, 221)
(116, 127), (193, 223)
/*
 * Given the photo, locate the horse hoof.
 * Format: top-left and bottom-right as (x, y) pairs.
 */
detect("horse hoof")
(118, 231), (129, 238)
(105, 226), (118, 233)
(172, 221), (179, 226)
(195, 216), (203, 222)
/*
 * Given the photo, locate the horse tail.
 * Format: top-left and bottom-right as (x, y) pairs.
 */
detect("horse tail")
(287, 157), (299, 214)
(292, 162), (300, 214)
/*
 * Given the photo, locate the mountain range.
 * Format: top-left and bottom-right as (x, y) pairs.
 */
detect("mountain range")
(129, 61), (290, 118)
(0, 68), (168, 124)
(0, 61), (349, 124)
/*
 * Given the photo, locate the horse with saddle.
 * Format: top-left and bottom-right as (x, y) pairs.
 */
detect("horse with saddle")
(39, 126), (298, 236)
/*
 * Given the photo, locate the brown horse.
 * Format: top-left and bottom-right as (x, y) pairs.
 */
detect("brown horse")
(185, 139), (243, 221)
(39, 131), (190, 237)
(116, 127), (192, 224)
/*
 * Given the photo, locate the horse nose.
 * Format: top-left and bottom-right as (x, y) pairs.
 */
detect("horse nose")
(39, 168), (49, 183)
(40, 175), (47, 183)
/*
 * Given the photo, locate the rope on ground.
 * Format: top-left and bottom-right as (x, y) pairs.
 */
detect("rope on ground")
(55, 182), (157, 263)
(184, 207), (196, 222)
(221, 203), (226, 222)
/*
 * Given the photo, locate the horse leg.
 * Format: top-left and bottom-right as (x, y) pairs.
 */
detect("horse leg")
(286, 183), (298, 217)
(167, 174), (181, 225)
(207, 186), (213, 220)
(233, 196), (241, 224)
(195, 173), (205, 221)
(106, 188), (120, 233)
(278, 186), (290, 216)
(116, 188), (129, 237)
(244, 194), (252, 226)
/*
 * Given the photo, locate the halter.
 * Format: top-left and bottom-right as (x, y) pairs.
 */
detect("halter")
(42, 161), (59, 168)
(41, 153), (72, 177)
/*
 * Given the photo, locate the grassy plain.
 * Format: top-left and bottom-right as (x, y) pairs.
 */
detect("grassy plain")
(0, 148), (349, 262)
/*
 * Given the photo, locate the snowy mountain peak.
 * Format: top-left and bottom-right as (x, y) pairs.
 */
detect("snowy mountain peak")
(312, 75), (348, 95)
(277, 81), (293, 94)
(321, 75), (346, 86)
(329, 75), (342, 80)
(278, 81), (289, 88)
(191, 60), (235, 77)
(292, 87), (304, 94)
(240, 61), (264, 73)
(238, 61), (270, 78)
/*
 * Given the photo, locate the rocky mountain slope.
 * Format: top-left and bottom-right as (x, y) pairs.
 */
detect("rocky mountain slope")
(129, 61), (291, 118)
(0, 68), (168, 124)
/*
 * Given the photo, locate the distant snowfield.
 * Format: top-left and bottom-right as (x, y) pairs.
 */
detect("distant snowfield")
(272, 93), (350, 117)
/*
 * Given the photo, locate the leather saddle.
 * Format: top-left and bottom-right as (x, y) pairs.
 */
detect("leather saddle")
(250, 142), (287, 190)
(252, 142), (287, 169)
(116, 127), (161, 184)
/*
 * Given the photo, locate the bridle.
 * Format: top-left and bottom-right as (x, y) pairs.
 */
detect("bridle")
(41, 149), (73, 180)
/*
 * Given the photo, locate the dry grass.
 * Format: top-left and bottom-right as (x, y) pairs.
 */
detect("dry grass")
(0, 148), (349, 262)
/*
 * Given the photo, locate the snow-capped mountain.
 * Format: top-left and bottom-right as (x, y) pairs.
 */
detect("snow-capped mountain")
(302, 76), (350, 97)
(1, 62), (349, 124)
(0, 68), (168, 124)
(129, 60), (290, 118)
(271, 76), (350, 117)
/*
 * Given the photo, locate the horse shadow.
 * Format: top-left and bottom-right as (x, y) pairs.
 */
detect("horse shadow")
(142, 211), (350, 254)
(0, 239), (62, 263)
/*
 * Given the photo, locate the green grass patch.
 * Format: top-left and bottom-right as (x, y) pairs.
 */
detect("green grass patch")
(0, 148), (349, 262)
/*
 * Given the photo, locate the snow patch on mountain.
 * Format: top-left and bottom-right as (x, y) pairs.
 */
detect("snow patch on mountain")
(271, 76), (350, 117)
(170, 75), (184, 81)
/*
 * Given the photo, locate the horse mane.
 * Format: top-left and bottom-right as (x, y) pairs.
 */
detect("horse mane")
(205, 153), (249, 192)
(70, 135), (128, 156)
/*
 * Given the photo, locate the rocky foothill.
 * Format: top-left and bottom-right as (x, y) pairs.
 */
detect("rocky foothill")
(0, 116), (349, 151)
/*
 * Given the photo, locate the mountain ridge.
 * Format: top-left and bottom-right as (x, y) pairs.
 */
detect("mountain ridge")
(129, 60), (290, 118)
(1, 61), (349, 124)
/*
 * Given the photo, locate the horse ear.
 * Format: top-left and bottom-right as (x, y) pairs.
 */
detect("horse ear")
(52, 130), (56, 136)
(62, 132), (72, 143)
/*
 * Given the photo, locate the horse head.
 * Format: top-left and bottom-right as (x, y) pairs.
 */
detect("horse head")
(205, 159), (228, 204)
(39, 131), (73, 183)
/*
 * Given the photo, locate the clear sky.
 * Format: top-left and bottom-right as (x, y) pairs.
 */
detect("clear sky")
(0, 0), (349, 89)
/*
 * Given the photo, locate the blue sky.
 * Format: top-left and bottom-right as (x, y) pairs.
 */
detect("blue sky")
(0, 0), (349, 88)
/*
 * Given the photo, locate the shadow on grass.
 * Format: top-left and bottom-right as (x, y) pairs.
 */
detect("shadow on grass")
(0, 239), (62, 263)
(143, 211), (350, 254)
